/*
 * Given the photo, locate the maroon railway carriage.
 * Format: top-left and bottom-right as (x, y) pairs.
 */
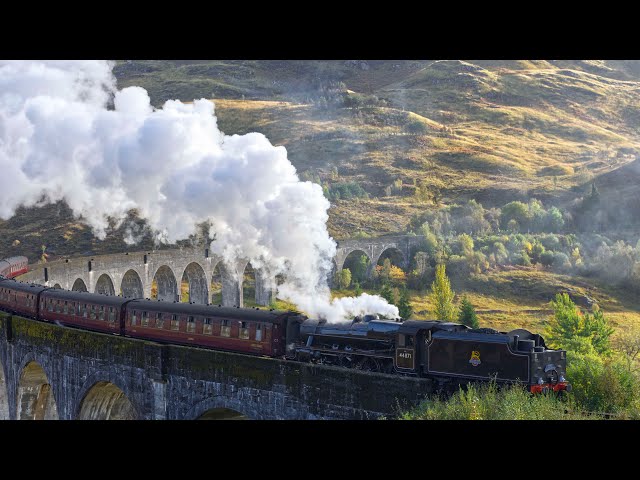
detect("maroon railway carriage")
(39, 288), (130, 335)
(125, 299), (305, 357)
(0, 279), (48, 317)
(0, 256), (29, 279)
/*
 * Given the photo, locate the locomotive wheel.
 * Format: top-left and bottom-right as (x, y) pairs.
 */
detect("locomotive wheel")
(354, 358), (375, 371)
(339, 356), (352, 368)
(382, 361), (394, 374)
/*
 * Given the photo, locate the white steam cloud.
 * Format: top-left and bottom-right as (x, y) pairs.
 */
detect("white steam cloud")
(0, 60), (399, 322)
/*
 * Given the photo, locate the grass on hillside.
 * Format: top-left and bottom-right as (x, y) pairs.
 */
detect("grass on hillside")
(331, 266), (640, 336)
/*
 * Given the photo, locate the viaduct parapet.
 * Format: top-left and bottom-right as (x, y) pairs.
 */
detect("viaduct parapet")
(0, 313), (433, 420)
(17, 236), (426, 307)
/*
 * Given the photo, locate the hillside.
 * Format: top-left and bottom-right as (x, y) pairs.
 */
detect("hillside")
(3, 61), (640, 289)
(115, 60), (640, 235)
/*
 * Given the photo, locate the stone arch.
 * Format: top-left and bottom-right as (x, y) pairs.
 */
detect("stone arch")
(151, 265), (178, 302)
(0, 358), (9, 420)
(17, 360), (59, 420)
(52, 283), (62, 289)
(95, 274), (116, 296)
(198, 408), (249, 420)
(71, 278), (88, 292)
(341, 249), (372, 283)
(180, 262), (208, 304)
(242, 262), (257, 307)
(74, 371), (142, 420)
(183, 396), (253, 420)
(375, 247), (406, 270)
(76, 381), (138, 420)
(121, 269), (143, 299)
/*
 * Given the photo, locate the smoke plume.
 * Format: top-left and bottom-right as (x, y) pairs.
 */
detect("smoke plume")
(0, 60), (399, 322)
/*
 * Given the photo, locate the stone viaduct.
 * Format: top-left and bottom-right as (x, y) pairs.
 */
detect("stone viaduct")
(17, 236), (426, 308)
(0, 313), (433, 420)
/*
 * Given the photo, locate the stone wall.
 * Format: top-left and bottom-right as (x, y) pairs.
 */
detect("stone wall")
(0, 313), (433, 420)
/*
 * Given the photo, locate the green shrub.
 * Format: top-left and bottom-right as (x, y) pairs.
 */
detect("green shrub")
(401, 382), (586, 420)
(567, 351), (640, 416)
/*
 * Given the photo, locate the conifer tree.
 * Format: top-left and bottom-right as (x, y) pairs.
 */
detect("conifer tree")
(458, 295), (479, 328)
(429, 264), (456, 322)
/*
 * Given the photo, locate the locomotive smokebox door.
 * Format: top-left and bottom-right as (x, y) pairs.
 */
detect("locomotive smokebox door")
(395, 333), (415, 370)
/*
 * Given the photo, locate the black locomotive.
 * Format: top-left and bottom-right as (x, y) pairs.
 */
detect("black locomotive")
(0, 255), (570, 394)
(295, 315), (570, 394)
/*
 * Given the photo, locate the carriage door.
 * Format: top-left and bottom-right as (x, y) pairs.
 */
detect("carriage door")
(396, 333), (416, 371)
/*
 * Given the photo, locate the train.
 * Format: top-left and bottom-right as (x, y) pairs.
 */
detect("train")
(0, 256), (571, 394)
(0, 256), (28, 279)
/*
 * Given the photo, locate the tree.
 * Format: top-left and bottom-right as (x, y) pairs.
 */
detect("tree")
(353, 280), (363, 297)
(493, 242), (509, 265)
(398, 287), (413, 319)
(351, 253), (370, 283)
(458, 295), (479, 329)
(334, 268), (352, 289)
(545, 293), (614, 355)
(377, 258), (393, 284)
(389, 265), (407, 284)
(500, 201), (531, 230)
(380, 282), (396, 305)
(429, 264), (457, 322)
(456, 233), (474, 256)
(531, 240), (545, 264)
(615, 325), (640, 371)
(545, 207), (565, 232)
(539, 251), (556, 267)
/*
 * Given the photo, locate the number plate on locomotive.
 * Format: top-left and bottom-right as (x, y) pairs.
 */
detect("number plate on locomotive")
(396, 347), (415, 370)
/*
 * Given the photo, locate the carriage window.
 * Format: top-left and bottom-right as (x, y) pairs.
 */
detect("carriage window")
(77, 303), (82, 315)
(221, 319), (230, 337)
(90, 305), (96, 320)
(255, 323), (263, 341)
(156, 313), (164, 329)
(98, 305), (105, 321)
(142, 311), (149, 327)
(131, 311), (137, 326)
(48, 299), (53, 312)
(187, 316), (195, 333)
(239, 321), (249, 339)
(171, 314), (180, 331)
(83, 304), (88, 318)
(109, 307), (115, 323)
(203, 317), (212, 335)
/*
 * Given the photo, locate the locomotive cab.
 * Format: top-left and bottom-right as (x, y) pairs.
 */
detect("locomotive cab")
(284, 314), (306, 358)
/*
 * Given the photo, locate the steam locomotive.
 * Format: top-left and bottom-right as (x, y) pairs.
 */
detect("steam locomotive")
(0, 256), (570, 394)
